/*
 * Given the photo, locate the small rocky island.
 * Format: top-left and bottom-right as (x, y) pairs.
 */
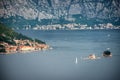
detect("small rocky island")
(0, 23), (49, 54)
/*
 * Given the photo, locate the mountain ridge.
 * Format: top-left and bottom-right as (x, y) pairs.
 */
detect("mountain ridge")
(0, 0), (120, 28)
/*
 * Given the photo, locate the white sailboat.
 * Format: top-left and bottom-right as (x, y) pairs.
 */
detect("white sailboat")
(75, 57), (78, 64)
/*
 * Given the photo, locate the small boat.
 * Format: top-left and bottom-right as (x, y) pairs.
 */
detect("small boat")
(88, 54), (96, 59)
(103, 50), (112, 57)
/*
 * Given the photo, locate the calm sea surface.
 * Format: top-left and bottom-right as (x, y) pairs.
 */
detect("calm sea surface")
(0, 30), (120, 80)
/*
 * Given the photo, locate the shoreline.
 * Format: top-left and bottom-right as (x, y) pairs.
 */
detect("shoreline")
(0, 45), (49, 55)
(0, 47), (49, 55)
(0, 39), (49, 54)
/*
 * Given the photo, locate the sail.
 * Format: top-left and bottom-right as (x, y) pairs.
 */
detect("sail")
(75, 57), (78, 64)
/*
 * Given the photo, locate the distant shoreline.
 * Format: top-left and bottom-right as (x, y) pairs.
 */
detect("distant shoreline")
(16, 28), (120, 31)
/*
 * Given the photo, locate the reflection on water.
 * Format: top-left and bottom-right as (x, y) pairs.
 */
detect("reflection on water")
(0, 30), (120, 80)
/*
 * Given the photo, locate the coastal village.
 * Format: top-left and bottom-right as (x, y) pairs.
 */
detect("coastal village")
(23, 23), (120, 30)
(0, 38), (49, 54)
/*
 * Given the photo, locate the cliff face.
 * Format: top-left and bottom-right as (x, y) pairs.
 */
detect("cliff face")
(0, 0), (120, 28)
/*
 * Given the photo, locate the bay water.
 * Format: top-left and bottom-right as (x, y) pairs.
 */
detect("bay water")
(0, 30), (120, 80)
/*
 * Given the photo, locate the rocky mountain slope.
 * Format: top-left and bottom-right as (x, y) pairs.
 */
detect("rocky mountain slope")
(0, 0), (120, 28)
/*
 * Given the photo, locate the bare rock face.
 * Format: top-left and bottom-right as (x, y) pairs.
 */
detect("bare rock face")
(0, 0), (119, 19)
(103, 50), (112, 57)
(0, 0), (120, 28)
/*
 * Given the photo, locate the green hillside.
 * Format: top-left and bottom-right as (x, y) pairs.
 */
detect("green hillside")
(0, 23), (45, 45)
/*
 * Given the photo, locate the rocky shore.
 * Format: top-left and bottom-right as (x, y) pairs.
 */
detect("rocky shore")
(0, 39), (49, 54)
(0, 23), (49, 54)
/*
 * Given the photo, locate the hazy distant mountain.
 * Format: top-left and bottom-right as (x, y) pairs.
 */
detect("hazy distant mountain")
(0, 0), (120, 28)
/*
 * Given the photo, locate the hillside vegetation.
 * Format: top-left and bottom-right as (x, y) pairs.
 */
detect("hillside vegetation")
(0, 23), (45, 45)
(0, 23), (49, 53)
